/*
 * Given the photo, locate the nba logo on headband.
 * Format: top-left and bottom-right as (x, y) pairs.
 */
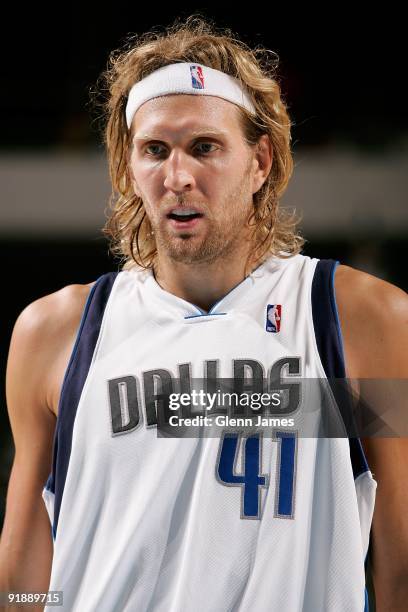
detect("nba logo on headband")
(190, 65), (205, 89)
(125, 63), (256, 129)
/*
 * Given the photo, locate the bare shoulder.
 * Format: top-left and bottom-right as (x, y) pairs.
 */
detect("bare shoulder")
(12, 281), (96, 337)
(335, 263), (407, 304)
(7, 280), (96, 421)
(14, 281), (96, 338)
(334, 264), (408, 326)
(334, 264), (408, 378)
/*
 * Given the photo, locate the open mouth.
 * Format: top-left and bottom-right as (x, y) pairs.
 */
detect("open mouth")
(167, 206), (204, 230)
(167, 209), (204, 223)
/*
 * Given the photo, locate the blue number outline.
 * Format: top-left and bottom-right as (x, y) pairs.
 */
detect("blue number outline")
(273, 429), (298, 519)
(216, 429), (298, 520)
(215, 430), (269, 520)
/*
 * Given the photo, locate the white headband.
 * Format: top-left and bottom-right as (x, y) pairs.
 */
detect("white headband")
(125, 62), (256, 129)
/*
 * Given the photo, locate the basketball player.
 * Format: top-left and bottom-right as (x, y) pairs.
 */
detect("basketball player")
(1, 16), (407, 612)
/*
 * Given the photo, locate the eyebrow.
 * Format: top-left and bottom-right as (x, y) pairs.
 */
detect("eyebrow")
(133, 128), (228, 142)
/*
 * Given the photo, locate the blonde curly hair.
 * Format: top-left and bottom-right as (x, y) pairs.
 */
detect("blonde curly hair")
(92, 15), (304, 271)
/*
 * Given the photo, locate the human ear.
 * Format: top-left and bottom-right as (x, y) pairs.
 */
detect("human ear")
(252, 134), (273, 194)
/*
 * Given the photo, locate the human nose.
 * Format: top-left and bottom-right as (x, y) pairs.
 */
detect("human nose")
(163, 149), (196, 193)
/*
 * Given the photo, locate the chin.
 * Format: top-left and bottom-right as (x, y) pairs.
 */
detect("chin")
(161, 234), (203, 260)
(159, 229), (232, 264)
(167, 248), (208, 264)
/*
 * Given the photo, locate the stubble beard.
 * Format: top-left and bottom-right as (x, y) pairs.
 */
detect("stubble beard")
(151, 170), (254, 265)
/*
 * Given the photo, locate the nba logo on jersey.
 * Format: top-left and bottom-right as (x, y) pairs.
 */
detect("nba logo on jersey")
(190, 65), (205, 89)
(266, 304), (281, 332)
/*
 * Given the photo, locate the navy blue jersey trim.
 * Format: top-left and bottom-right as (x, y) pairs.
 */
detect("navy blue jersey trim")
(364, 534), (376, 611)
(311, 259), (345, 378)
(46, 271), (118, 539)
(311, 259), (370, 478)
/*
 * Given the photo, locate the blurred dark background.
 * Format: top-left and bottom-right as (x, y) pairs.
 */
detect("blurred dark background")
(1, 6), (407, 528)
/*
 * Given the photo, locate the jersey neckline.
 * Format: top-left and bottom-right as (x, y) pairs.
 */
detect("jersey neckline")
(139, 256), (275, 318)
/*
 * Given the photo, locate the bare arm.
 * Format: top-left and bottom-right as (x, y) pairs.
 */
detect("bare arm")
(0, 283), (94, 610)
(335, 264), (408, 612)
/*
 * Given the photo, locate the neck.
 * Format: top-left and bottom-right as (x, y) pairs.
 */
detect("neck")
(153, 248), (260, 313)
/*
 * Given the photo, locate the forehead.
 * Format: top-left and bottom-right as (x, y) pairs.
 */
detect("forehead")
(131, 94), (244, 139)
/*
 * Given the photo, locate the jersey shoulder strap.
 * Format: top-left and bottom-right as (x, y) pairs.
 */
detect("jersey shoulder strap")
(311, 258), (369, 479)
(45, 271), (119, 538)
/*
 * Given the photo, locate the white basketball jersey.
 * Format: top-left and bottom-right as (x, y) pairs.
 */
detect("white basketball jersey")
(42, 254), (377, 611)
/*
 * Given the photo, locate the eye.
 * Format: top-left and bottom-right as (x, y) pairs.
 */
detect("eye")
(145, 143), (166, 157)
(194, 142), (217, 155)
